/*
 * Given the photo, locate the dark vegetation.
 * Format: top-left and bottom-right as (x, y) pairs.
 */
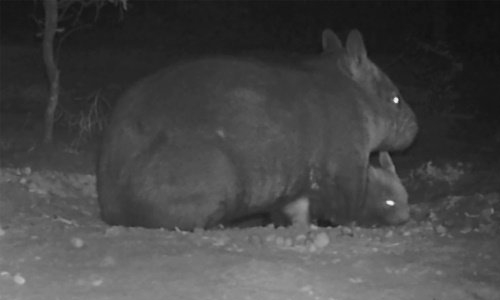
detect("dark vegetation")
(2, 1), (499, 152)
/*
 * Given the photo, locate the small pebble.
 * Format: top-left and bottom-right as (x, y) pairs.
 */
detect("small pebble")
(13, 273), (26, 285)
(275, 236), (286, 247)
(295, 234), (306, 243)
(1, 271), (10, 277)
(247, 234), (263, 246)
(331, 258), (341, 264)
(435, 224), (447, 235)
(212, 236), (229, 247)
(309, 224), (319, 231)
(71, 237), (84, 248)
(22, 167), (32, 175)
(91, 277), (104, 286)
(105, 226), (123, 237)
(348, 277), (363, 284)
(312, 232), (330, 249)
(100, 256), (116, 267)
(299, 285), (314, 296)
(308, 244), (317, 253)
(193, 227), (204, 235)
(284, 237), (293, 247)
(265, 234), (276, 243)
(77, 274), (104, 287)
(340, 226), (353, 236)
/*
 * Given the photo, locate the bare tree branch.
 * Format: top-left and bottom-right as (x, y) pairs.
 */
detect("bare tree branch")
(38, 0), (127, 143)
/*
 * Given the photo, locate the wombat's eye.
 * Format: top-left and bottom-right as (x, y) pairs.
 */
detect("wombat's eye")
(391, 95), (400, 105)
(385, 199), (396, 207)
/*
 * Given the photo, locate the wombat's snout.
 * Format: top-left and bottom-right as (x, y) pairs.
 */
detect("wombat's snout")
(384, 200), (410, 225)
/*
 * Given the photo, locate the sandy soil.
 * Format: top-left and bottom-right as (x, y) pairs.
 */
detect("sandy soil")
(0, 162), (499, 300)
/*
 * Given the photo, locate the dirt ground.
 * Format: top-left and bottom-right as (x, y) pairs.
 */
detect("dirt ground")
(1, 21), (500, 300)
(0, 144), (499, 300)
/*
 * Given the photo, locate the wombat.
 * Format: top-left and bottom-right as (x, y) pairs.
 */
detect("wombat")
(278, 151), (409, 228)
(97, 29), (417, 230)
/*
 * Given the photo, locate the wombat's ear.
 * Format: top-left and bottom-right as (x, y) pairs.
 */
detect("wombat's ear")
(345, 29), (367, 60)
(341, 29), (381, 85)
(322, 29), (342, 53)
(379, 151), (396, 173)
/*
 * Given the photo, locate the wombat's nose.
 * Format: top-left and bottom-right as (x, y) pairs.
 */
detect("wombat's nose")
(389, 207), (410, 225)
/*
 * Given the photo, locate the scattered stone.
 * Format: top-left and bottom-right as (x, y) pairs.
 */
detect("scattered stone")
(105, 226), (123, 237)
(331, 258), (341, 264)
(299, 284), (314, 296)
(284, 237), (293, 247)
(307, 244), (317, 253)
(22, 167), (32, 176)
(435, 224), (447, 235)
(295, 234), (307, 245)
(340, 226), (354, 236)
(100, 256), (117, 267)
(193, 227), (204, 235)
(212, 235), (230, 247)
(265, 234), (276, 243)
(275, 236), (286, 247)
(309, 224), (319, 231)
(70, 237), (85, 248)
(247, 234), (263, 247)
(312, 232), (330, 249)
(91, 275), (104, 286)
(77, 274), (104, 287)
(13, 273), (26, 285)
(348, 277), (363, 284)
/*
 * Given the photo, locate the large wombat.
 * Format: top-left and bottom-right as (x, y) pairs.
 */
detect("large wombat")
(97, 29), (418, 230)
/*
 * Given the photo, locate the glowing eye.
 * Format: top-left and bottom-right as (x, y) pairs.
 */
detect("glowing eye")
(385, 199), (395, 207)
(391, 96), (400, 105)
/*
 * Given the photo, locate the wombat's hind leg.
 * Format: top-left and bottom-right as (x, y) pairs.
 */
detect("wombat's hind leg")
(121, 141), (240, 230)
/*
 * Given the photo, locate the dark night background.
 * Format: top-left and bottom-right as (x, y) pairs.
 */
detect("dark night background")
(1, 1), (499, 164)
